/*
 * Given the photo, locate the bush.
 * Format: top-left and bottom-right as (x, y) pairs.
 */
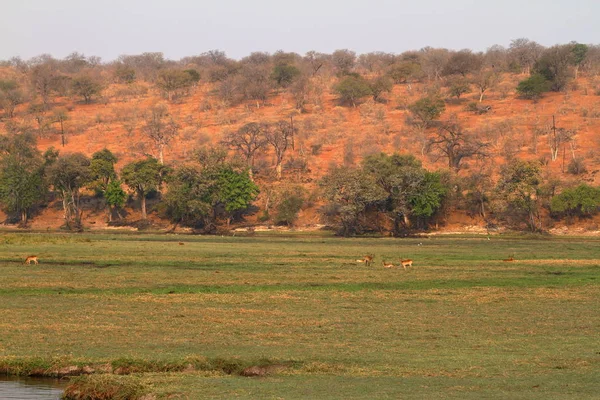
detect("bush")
(567, 157), (587, 175)
(516, 74), (550, 100)
(274, 188), (305, 226)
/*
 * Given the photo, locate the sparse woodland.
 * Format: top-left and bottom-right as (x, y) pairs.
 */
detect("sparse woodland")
(2, 39), (600, 234)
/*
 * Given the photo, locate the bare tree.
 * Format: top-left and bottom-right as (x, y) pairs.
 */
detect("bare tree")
(509, 38), (545, 75)
(303, 51), (329, 76)
(332, 49), (356, 75)
(471, 70), (500, 102)
(142, 104), (179, 164)
(221, 122), (267, 179)
(52, 108), (69, 147)
(430, 118), (489, 171)
(420, 47), (450, 82)
(264, 120), (295, 179)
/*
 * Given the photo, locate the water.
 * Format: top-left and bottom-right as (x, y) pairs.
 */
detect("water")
(0, 376), (65, 399)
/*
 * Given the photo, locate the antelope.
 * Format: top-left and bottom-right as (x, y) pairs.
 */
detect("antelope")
(24, 255), (39, 265)
(400, 259), (413, 269)
(382, 261), (395, 268)
(356, 255), (374, 267)
(503, 255), (516, 262)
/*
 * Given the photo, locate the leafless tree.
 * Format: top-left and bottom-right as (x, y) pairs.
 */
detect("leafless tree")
(508, 38), (545, 75)
(332, 49), (356, 75)
(430, 118), (489, 171)
(420, 47), (450, 81)
(142, 103), (179, 164)
(221, 122), (267, 179)
(471, 70), (501, 102)
(264, 120), (295, 179)
(303, 51), (329, 76)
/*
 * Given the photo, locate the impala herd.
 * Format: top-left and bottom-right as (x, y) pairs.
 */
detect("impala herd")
(356, 255), (413, 270)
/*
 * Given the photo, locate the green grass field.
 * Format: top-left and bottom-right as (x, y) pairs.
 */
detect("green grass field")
(0, 232), (599, 399)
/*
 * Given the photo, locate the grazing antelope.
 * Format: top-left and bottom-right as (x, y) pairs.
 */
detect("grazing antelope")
(178, 242), (185, 245)
(503, 255), (516, 262)
(24, 255), (39, 265)
(382, 261), (395, 269)
(400, 259), (413, 269)
(356, 255), (374, 267)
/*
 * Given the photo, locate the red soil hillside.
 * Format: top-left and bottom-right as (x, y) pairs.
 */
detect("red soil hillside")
(2, 72), (600, 232)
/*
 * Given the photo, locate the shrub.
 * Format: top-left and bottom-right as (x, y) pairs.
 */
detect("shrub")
(516, 74), (550, 100)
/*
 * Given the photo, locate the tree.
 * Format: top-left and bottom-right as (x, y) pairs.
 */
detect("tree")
(534, 45), (574, 91)
(304, 51), (329, 76)
(509, 38), (544, 75)
(89, 149), (119, 221)
(0, 133), (47, 224)
(271, 64), (301, 87)
(52, 108), (69, 147)
(407, 95), (445, 130)
(121, 157), (165, 220)
(446, 76), (471, 99)
(320, 166), (387, 236)
(71, 74), (103, 103)
(551, 184), (600, 218)
(89, 148), (118, 192)
(430, 119), (489, 171)
(443, 50), (483, 77)
(368, 76), (393, 102)
(142, 103), (179, 164)
(155, 69), (194, 101)
(274, 186), (305, 226)
(217, 167), (260, 226)
(0, 80), (25, 118)
(332, 49), (356, 75)
(387, 61), (423, 86)
(46, 153), (92, 230)
(221, 122), (267, 179)
(516, 74), (550, 99)
(113, 63), (136, 83)
(571, 42), (588, 79)
(264, 120), (294, 179)
(471, 70), (500, 102)
(104, 180), (127, 221)
(163, 161), (258, 230)
(333, 75), (372, 107)
(496, 160), (543, 232)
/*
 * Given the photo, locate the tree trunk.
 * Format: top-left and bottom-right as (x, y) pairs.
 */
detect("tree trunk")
(141, 195), (147, 220)
(21, 210), (27, 225)
(479, 90), (485, 103)
(276, 163), (282, 180)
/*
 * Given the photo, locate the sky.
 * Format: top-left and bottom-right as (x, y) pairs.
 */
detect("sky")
(1, 0), (598, 61)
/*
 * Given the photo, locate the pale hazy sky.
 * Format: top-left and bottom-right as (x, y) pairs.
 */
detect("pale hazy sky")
(1, 0), (597, 61)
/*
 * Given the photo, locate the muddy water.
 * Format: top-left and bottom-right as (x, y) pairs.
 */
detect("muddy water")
(0, 376), (65, 399)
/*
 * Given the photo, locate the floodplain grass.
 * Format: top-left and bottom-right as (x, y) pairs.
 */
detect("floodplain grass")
(0, 233), (599, 398)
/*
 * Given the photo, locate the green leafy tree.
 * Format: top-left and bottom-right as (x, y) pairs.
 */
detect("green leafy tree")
(368, 76), (393, 102)
(155, 69), (194, 101)
(105, 180), (127, 221)
(496, 160), (543, 232)
(333, 75), (372, 107)
(447, 77), (471, 99)
(89, 149), (118, 193)
(271, 64), (301, 87)
(320, 166), (387, 236)
(408, 95), (445, 130)
(121, 157), (166, 220)
(274, 186), (305, 227)
(217, 167), (260, 226)
(516, 73), (550, 99)
(551, 184), (600, 218)
(46, 153), (92, 230)
(0, 133), (47, 224)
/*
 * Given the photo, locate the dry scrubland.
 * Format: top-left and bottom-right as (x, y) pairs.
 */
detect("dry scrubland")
(3, 46), (600, 232)
(0, 233), (599, 398)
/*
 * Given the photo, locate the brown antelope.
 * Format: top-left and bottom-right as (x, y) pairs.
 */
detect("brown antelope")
(356, 255), (374, 267)
(382, 261), (395, 269)
(24, 255), (39, 265)
(400, 259), (413, 269)
(503, 255), (516, 262)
